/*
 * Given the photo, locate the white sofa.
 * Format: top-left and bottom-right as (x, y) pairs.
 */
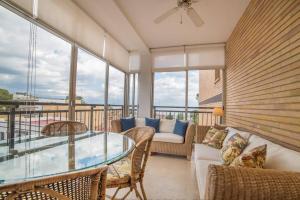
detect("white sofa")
(194, 127), (300, 199)
(111, 118), (196, 159)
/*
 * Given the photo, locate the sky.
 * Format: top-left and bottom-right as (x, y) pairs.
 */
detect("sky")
(0, 5), (199, 107)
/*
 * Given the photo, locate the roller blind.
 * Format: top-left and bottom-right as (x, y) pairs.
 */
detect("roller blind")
(38, 0), (105, 58)
(151, 47), (185, 70)
(8, 0), (130, 72)
(105, 34), (129, 72)
(129, 52), (141, 72)
(186, 44), (225, 69)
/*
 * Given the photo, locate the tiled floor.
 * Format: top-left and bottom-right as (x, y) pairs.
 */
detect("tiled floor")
(107, 154), (200, 200)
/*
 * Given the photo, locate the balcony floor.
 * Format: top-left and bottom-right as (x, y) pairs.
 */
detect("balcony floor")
(107, 154), (200, 200)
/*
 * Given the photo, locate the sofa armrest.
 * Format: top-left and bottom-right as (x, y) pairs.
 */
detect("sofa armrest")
(111, 119), (121, 133)
(184, 123), (196, 145)
(205, 164), (300, 200)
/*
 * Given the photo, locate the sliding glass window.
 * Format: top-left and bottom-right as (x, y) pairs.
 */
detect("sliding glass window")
(0, 5), (71, 140)
(153, 72), (186, 120)
(129, 73), (138, 116)
(76, 48), (106, 131)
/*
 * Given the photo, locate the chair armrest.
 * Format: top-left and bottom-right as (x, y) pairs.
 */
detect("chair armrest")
(184, 123), (196, 145)
(205, 164), (300, 200)
(111, 119), (121, 133)
(196, 126), (211, 143)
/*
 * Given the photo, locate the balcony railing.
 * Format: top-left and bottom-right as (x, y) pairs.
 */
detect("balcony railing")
(0, 100), (124, 147)
(153, 106), (221, 126)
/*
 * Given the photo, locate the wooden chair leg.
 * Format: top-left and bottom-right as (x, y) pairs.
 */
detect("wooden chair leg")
(120, 188), (132, 200)
(110, 187), (121, 200)
(133, 184), (143, 200)
(140, 181), (147, 200)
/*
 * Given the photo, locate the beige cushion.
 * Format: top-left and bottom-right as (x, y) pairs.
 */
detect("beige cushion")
(135, 118), (145, 127)
(159, 119), (175, 133)
(194, 144), (222, 162)
(153, 133), (184, 143)
(246, 135), (300, 172)
(195, 159), (222, 200)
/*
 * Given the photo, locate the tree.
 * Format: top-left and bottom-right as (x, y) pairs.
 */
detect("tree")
(165, 112), (173, 120)
(0, 88), (13, 111)
(176, 112), (184, 120)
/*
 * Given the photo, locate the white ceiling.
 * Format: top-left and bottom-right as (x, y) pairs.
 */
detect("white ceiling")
(74, 0), (250, 51)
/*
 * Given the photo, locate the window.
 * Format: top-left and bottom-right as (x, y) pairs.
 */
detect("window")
(215, 69), (220, 83)
(188, 70), (199, 107)
(108, 66), (125, 105)
(129, 73), (138, 116)
(153, 72), (186, 107)
(76, 48), (106, 104)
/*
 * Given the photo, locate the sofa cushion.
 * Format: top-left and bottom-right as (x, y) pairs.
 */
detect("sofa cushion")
(207, 130), (227, 149)
(173, 119), (188, 137)
(153, 133), (184, 144)
(246, 135), (300, 172)
(202, 127), (219, 144)
(223, 127), (251, 146)
(231, 144), (267, 168)
(120, 117), (135, 131)
(159, 119), (175, 133)
(221, 133), (248, 165)
(145, 118), (160, 133)
(194, 144), (222, 162)
(195, 159), (222, 200)
(135, 118), (145, 127)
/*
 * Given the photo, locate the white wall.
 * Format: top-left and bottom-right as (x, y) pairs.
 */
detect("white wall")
(137, 53), (152, 118)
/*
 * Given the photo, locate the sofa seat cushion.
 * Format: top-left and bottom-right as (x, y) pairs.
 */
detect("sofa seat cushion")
(195, 159), (222, 200)
(153, 133), (184, 144)
(246, 135), (300, 172)
(194, 144), (222, 162)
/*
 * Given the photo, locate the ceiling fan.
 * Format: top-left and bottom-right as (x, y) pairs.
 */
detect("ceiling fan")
(154, 0), (204, 27)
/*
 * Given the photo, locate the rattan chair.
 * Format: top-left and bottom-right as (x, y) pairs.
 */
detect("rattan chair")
(41, 121), (88, 136)
(0, 166), (108, 200)
(106, 127), (155, 200)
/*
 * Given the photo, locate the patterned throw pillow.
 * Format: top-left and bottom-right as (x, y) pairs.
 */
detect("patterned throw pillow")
(207, 129), (228, 149)
(230, 144), (267, 168)
(221, 133), (248, 165)
(203, 127), (219, 144)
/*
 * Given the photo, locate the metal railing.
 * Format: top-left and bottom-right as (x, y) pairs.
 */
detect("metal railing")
(153, 106), (221, 126)
(0, 100), (124, 147)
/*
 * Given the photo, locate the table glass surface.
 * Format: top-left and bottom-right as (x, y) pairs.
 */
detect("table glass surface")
(0, 132), (134, 185)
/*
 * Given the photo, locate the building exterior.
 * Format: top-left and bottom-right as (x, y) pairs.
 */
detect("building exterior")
(198, 69), (223, 107)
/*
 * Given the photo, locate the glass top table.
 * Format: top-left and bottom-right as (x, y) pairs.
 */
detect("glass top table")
(0, 132), (135, 185)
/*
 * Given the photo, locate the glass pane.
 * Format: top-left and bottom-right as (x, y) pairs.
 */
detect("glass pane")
(76, 49), (106, 104)
(153, 72), (185, 107)
(76, 49), (106, 131)
(188, 70), (199, 107)
(129, 73), (138, 116)
(35, 27), (71, 101)
(108, 66), (124, 105)
(0, 6), (30, 99)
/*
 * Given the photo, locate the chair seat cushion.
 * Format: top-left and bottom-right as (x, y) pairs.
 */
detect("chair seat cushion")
(153, 133), (184, 144)
(107, 158), (131, 186)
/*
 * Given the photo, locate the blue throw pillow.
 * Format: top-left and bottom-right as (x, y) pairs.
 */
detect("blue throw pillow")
(145, 118), (160, 133)
(173, 119), (188, 137)
(120, 117), (135, 131)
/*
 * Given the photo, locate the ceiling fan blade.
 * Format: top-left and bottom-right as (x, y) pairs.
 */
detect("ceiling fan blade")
(154, 7), (179, 24)
(187, 7), (204, 27)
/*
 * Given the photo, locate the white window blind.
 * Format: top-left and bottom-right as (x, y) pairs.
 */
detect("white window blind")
(9, 0), (130, 72)
(129, 52), (141, 72)
(105, 34), (129, 72)
(186, 44), (225, 69)
(151, 47), (185, 70)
